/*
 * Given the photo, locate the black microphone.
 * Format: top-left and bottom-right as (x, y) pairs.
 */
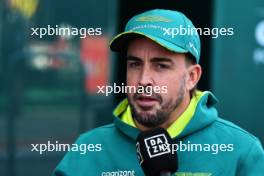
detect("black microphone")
(136, 128), (178, 176)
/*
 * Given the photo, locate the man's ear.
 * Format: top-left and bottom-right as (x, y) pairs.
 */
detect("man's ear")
(186, 64), (202, 91)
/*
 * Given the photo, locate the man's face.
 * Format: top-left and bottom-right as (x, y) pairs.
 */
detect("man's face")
(126, 38), (190, 128)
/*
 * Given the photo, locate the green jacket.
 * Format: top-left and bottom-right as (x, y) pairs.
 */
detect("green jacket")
(53, 92), (264, 176)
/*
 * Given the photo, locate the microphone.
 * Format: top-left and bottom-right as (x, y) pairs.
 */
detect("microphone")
(136, 128), (178, 176)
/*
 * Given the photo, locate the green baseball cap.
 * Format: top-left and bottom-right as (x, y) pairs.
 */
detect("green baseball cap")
(110, 9), (201, 63)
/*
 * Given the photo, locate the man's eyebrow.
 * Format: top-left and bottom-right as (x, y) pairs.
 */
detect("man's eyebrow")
(126, 56), (142, 61)
(150, 57), (173, 63)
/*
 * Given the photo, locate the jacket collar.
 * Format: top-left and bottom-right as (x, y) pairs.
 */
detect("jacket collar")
(113, 91), (218, 140)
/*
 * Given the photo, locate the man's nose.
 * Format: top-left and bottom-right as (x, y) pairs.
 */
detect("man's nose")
(138, 66), (154, 86)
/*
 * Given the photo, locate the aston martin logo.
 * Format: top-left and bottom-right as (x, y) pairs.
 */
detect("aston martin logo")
(136, 16), (172, 22)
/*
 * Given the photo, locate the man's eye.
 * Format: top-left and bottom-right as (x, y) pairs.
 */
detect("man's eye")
(156, 63), (170, 69)
(128, 62), (141, 68)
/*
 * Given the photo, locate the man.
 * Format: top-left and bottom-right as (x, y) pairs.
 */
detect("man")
(53, 9), (264, 176)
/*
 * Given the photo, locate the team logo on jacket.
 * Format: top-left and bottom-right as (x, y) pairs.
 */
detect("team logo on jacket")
(136, 142), (143, 164)
(145, 134), (170, 158)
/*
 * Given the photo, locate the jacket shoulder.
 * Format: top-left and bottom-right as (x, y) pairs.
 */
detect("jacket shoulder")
(75, 123), (118, 143)
(213, 118), (259, 143)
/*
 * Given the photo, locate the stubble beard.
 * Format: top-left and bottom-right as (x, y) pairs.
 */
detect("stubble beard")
(128, 79), (186, 128)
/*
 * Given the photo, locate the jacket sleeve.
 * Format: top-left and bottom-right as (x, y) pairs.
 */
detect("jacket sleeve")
(52, 148), (75, 176)
(237, 139), (264, 176)
(52, 134), (85, 176)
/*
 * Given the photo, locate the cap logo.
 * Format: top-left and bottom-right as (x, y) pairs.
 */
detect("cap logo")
(136, 15), (172, 22)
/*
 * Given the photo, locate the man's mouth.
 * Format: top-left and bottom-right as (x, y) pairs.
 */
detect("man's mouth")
(135, 95), (158, 109)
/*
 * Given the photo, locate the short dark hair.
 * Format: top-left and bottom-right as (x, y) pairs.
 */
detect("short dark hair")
(185, 53), (198, 98)
(185, 52), (197, 66)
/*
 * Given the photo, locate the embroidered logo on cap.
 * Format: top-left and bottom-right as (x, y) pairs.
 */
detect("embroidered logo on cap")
(136, 16), (172, 22)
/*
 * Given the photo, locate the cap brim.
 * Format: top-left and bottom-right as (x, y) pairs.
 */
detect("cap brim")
(110, 31), (188, 54)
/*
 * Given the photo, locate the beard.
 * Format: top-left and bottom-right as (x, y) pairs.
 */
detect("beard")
(127, 78), (186, 128)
